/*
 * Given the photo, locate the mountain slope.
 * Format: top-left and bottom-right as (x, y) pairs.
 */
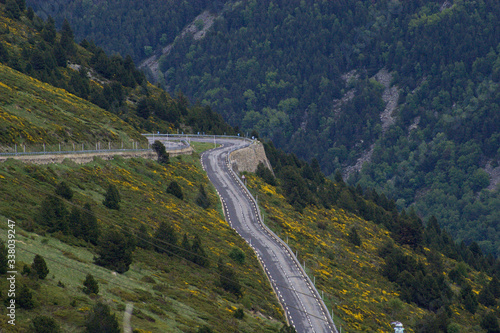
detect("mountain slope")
(39, 0), (500, 256)
(0, 146), (284, 332)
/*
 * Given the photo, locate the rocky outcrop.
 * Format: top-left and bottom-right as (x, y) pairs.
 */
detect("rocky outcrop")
(230, 141), (273, 174)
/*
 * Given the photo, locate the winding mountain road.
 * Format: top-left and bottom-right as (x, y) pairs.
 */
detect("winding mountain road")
(194, 137), (337, 333)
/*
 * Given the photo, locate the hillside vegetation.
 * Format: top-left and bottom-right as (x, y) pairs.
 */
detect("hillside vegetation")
(0, 1), (233, 150)
(248, 143), (500, 332)
(34, 0), (500, 256)
(0, 143), (285, 332)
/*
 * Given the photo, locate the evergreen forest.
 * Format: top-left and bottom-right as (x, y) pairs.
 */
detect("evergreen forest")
(27, 0), (500, 256)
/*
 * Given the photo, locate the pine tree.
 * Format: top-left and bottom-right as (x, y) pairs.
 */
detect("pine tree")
(18, 284), (35, 309)
(137, 224), (151, 250)
(152, 140), (169, 165)
(5, 0), (21, 20)
(103, 184), (120, 210)
(191, 234), (209, 267)
(81, 203), (100, 245)
(181, 234), (192, 261)
(0, 240), (8, 274)
(37, 195), (69, 234)
(60, 19), (75, 55)
(348, 226), (362, 247)
(167, 181), (183, 200)
(153, 222), (178, 255)
(42, 17), (57, 44)
(83, 274), (99, 295)
(85, 302), (120, 333)
(218, 260), (242, 297)
(69, 206), (82, 237)
(196, 185), (211, 209)
(31, 255), (49, 279)
(94, 229), (133, 273)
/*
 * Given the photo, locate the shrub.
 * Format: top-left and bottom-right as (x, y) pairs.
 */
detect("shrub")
(348, 226), (362, 247)
(229, 247), (245, 265)
(234, 308), (244, 319)
(32, 315), (61, 333)
(55, 181), (73, 200)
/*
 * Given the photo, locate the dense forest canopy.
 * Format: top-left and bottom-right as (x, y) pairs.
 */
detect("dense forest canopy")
(24, 0), (500, 257)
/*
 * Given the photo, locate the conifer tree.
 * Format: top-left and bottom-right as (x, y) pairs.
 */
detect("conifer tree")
(37, 195), (69, 234)
(42, 17), (57, 44)
(217, 260), (242, 297)
(31, 255), (49, 279)
(153, 221), (178, 255)
(83, 274), (99, 295)
(137, 224), (151, 250)
(5, 0), (21, 20)
(18, 284), (35, 309)
(102, 184), (120, 210)
(196, 185), (210, 209)
(181, 234), (192, 261)
(85, 302), (120, 333)
(60, 19), (75, 55)
(0, 240), (8, 274)
(167, 181), (183, 200)
(94, 229), (133, 273)
(81, 203), (100, 245)
(348, 226), (362, 247)
(191, 234), (209, 267)
(152, 140), (169, 165)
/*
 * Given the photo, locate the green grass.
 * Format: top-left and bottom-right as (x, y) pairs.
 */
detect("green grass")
(0, 63), (145, 149)
(245, 174), (491, 332)
(0, 155), (284, 332)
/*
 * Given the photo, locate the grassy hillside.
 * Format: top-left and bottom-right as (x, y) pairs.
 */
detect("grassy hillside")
(39, 0), (500, 256)
(0, 63), (144, 148)
(0, 143), (284, 332)
(246, 172), (498, 332)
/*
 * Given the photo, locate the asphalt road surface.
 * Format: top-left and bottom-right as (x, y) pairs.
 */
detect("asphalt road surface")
(196, 137), (337, 333)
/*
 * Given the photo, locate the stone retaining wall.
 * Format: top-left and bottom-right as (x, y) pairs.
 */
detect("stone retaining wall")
(0, 147), (193, 165)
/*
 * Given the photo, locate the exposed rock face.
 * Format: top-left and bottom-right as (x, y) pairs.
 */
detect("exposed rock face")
(230, 141), (273, 174)
(0, 147), (193, 165)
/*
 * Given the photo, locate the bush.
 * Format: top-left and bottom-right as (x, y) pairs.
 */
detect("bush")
(167, 181), (183, 200)
(32, 315), (61, 333)
(348, 226), (362, 247)
(229, 247), (245, 264)
(55, 181), (73, 200)
(83, 274), (99, 295)
(218, 261), (242, 298)
(234, 308), (245, 319)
